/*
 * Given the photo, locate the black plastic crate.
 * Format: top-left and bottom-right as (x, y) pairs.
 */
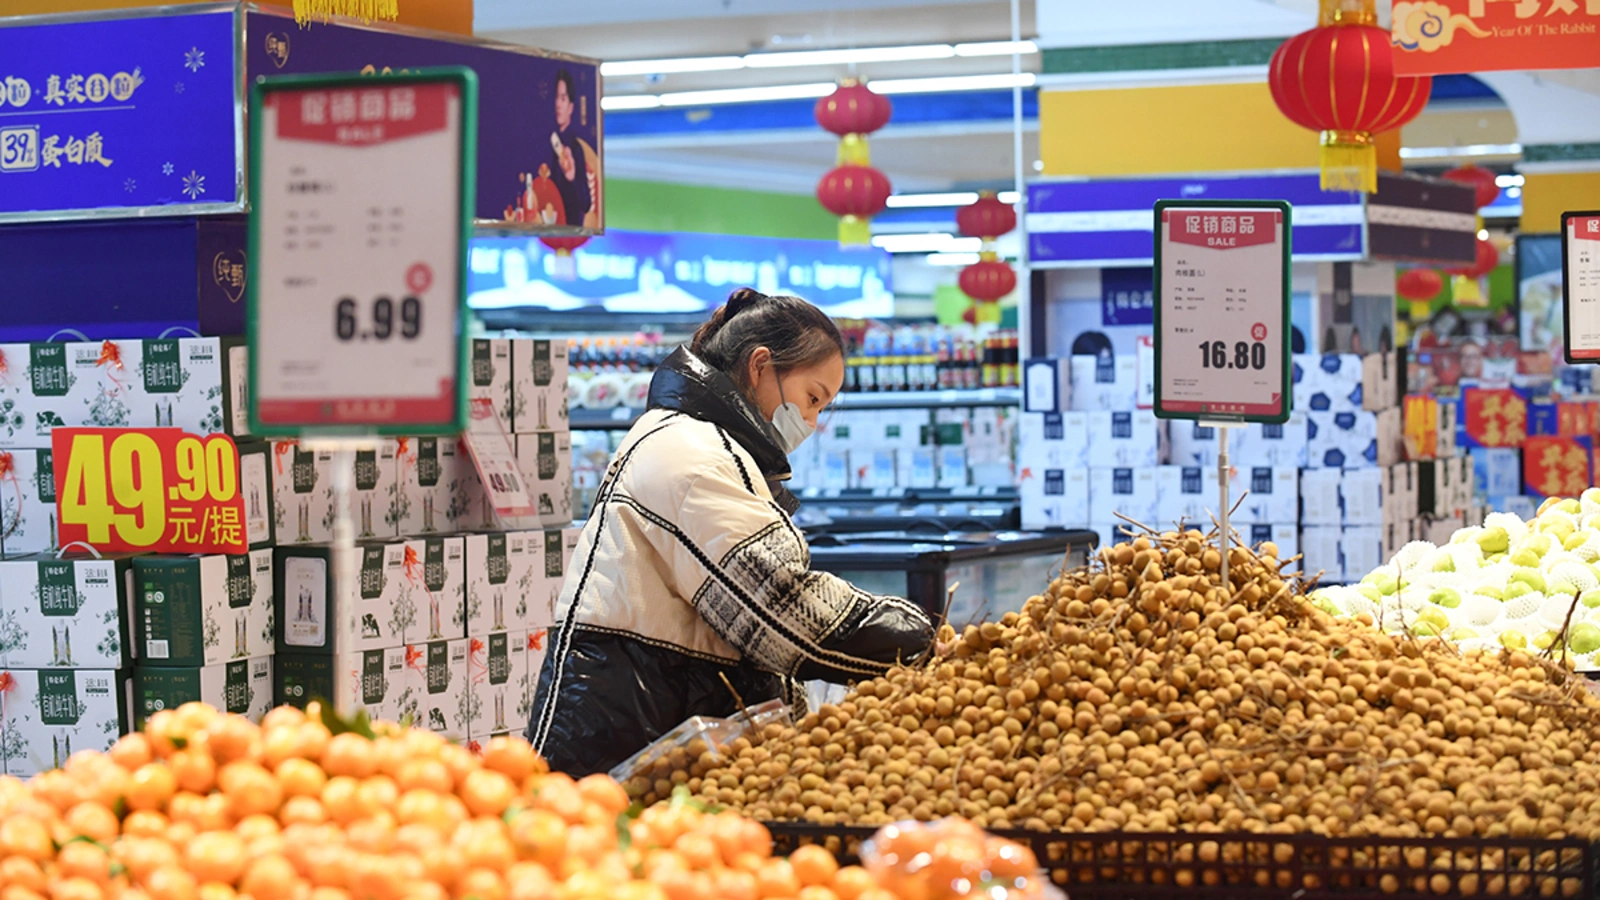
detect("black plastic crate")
(765, 822), (1596, 899)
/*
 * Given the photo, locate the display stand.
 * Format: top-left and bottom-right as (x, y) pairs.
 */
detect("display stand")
(1206, 423), (1238, 593)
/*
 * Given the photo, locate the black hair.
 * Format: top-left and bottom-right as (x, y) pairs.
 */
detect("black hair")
(691, 288), (845, 392)
(555, 69), (574, 101)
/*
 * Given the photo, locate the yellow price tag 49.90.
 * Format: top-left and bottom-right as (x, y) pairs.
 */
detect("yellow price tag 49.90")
(51, 428), (249, 555)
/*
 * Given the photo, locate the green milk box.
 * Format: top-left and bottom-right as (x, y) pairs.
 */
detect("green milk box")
(1, 667), (131, 777)
(133, 550), (273, 668)
(132, 655), (272, 729)
(0, 554), (135, 669)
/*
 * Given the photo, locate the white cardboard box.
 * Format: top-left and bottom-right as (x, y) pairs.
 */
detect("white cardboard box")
(1225, 467), (1299, 525)
(1300, 468), (1343, 526)
(1090, 521), (1139, 553)
(1155, 466), (1211, 527)
(403, 536), (467, 644)
(1087, 411), (1160, 468)
(133, 550), (273, 668)
(237, 441), (274, 551)
(1020, 467), (1090, 531)
(465, 532), (540, 636)
(1069, 355), (1137, 411)
(1361, 351), (1401, 412)
(0, 343), (31, 449)
(511, 339), (570, 435)
(1382, 519), (1417, 563)
(1, 555), (135, 669)
(517, 627), (548, 732)
(1308, 411), (1378, 470)
(1341, 468), (1385, 526)
(396, 437), (483, 537)
(404, 637), (470, 744)
(1018, 411), (1090, 471)
(0, 447), (57, 557)
(2, 668), (130, 776)
(1383, 462), (1420, 524)
(936, 446), (968, 489)
(514, 432), (574, 528)
(1089, 467), (1158, 524)
(344, 441), (400, 542)
(1341, 525), (1384, 583)
(1303, 353), (1363, 413)
(1244, 524), (1298, 568)
(1023, 358), (1071, 413)
(467, 631), (521, 742)
(1236, 413), (1310, 469)
(469, 339), (517, 437)
(1299, 526), (1345, 583)
(272, 441), (335, 544)
(349, 543), (409, 651)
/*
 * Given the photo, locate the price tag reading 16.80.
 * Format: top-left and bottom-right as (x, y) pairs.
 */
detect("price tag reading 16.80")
(51, 428), (249, 555)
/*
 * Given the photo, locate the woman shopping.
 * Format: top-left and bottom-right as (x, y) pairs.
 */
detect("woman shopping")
(525, 288), (934, 776)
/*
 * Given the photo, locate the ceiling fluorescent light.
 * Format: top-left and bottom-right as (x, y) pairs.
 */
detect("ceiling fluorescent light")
(925, 252), (982, 266)
(873, 73), (1036, 94)
(953, 40), (1038, 57)
(1495, 173), (1525, 188)
(887, 192), (980, 208)
(657, 82), (835, 107)
(998, 191), (1020, 203)
(600, 95), (663, 111)
(871, 233), (982, 253)
(600, 56), (745, 77)
(743, 44), (954, 68)
(1399, 143), (1522, 159)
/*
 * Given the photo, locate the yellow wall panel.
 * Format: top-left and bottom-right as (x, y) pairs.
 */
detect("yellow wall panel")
(1522, 170), (1600, 234)
(1039, 81), (1321, 177)
(0, 0), (474, 35)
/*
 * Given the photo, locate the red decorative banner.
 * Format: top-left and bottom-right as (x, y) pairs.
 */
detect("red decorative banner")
(1462, 387), (1528, 447)
(1391, 0), (1600, 75)
(51, 428), (248, 555)
(1524, 435), (1593, 500)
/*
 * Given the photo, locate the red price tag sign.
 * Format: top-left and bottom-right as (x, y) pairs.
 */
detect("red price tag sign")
(51, 428), (249, 555)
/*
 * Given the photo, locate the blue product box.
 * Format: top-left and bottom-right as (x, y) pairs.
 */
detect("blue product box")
(0, 217), (245, 341)
(1472, 448), (1522, 499)
(1304, 354), (1363, 413)
(1307, 410), (1378, 470)
(1488, 494), (1538, 520)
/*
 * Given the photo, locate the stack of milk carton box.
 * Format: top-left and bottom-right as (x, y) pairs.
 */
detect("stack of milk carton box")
(1164, 415), (1304, 569)
(787, 407), (1013, 492)
(1294, 352), (1414, 583)
(0, 338), (248, 559)
(498, 338), (574, 529)
(270, 526), (579, 748)
(0, 555), (137, 774)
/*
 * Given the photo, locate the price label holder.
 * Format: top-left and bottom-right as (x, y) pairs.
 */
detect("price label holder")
(463, 397), (536, 528)
(51, 428), (249, 555)
(246, 68), (477, 438)
(1561, 210), (1600, 364)
(1153, 199), (1291, 592)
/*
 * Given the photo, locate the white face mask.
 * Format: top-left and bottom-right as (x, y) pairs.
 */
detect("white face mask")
(771, 370), (814, 454)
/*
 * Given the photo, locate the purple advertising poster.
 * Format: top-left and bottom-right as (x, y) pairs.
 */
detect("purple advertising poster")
(245, 8), (603, 233)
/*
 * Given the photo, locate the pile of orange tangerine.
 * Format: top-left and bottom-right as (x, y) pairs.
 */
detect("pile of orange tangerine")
(0, 702), (1043, 900)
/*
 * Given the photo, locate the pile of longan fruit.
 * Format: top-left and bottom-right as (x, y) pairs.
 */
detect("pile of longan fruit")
(691, 530), (1600, 854)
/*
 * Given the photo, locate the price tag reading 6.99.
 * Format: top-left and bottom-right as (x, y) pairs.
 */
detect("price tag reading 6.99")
(51, 428), (249, 555)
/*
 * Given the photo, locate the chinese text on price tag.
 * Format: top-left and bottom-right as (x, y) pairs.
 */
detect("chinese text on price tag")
(248, 70), (475, 435)
(1153, 201), (1291, 424)
(51, 428), (248, 555)
(1562, 211), (1600, 364)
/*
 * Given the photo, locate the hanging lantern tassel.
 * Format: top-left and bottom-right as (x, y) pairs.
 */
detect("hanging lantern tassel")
(292, 0), (399, 26)
(1320, 130), (1377, 194)
(838, 134), (870, 167)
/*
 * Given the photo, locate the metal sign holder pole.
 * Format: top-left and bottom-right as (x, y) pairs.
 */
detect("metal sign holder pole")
(299, 437), (380, 715)
(1206, 423), (1236, 595)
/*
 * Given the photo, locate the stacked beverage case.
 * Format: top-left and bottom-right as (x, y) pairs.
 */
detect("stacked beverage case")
(0, 335), (577, 772)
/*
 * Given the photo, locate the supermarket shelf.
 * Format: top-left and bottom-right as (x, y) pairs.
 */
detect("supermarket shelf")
(570, 388), (1021, 430)
(796, 486), (1018, 503)
(832, 387), (1020, 410)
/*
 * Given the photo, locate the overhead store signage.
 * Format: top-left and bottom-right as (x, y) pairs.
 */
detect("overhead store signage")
(51, 428), (248, 555)
(248, 70), (473, 436)
(1153, 200), (1292, 425)
(1028, 174), (1361, 268)
(467, 229), (896, 318)
(0, 5), (601, 230)
(0, 8), (239, 220)
(1391, 0), (1600, 75)
(1562, 211), (1600, 364)
(1366, 172), (1478, 266)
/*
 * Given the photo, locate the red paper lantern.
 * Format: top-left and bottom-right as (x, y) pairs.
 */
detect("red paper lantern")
(1396, 268), (1444, 301)
(1442, 164), (1501, 210)
(1268, 1), (1432, 193)
(540, 236), (588, 255)
(959, 259), (1016, 303)
(814, 81), (891, 139)
(956, 192), (1017, 242)
(816, 165), (891, 246)
(1450, 236), (1499, 279)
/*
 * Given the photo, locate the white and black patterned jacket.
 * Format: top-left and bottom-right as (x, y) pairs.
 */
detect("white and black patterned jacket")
(525, 349), (934, 776)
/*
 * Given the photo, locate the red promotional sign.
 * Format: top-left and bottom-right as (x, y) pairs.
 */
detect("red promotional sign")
(1462, 387), (1528, 447)
(51, 428), (248, 555)
(1524, 435), (1594, 499)
(270, 83), (452, 147)
(1391, 0), (1600, 75)
(1164, 210), (1280, 250)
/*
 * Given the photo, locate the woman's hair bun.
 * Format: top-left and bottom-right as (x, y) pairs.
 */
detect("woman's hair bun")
(724, 287), (767, 319)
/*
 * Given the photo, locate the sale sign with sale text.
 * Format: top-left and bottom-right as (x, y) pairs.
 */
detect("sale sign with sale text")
(51, 428), (249, 555)
(1562, 212), (1600, 364)
(248, 69), (476, 437)
(1152, 201), (1291, 425)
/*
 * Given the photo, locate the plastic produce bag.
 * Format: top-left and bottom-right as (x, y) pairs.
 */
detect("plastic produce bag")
(608, 699), (792, 801)
(860, 818), (1065, 900)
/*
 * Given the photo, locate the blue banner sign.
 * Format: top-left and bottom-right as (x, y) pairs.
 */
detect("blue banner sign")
(0, 7), (240, 220)
(1100, 267), (1153, 326)
(467, 230), (895, 317)
(1027, 173), (1364, 268)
